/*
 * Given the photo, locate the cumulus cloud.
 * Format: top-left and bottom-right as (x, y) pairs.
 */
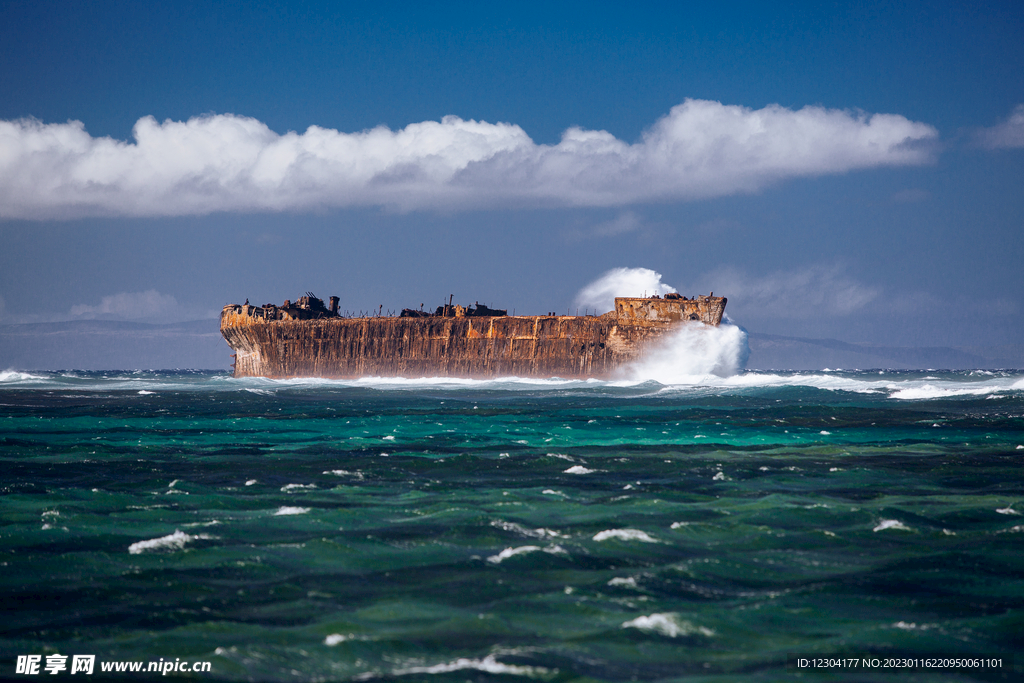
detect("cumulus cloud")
(692, 265), (880, 320)
(69, 290), (215, 322)
(0, 99), (938, 219)
(975, 104), (1024, 149)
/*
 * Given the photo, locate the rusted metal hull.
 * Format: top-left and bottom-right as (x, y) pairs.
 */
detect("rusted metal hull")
(220, 296), (726, 380)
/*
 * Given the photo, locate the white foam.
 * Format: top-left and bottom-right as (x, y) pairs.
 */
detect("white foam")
(564, 465), (595, 474)
(608, 576), (638, 588)
(324, 633), (374, 646)
(4, 368), (1021, 404)
(323, 469), (364, 479)
(486, 544), (567, 564)
(281, 483), (316, 492)
(626, 322), (749, 381)
(593, 529), (659, 543)
(873, 519), (912, 532)
(491, 521), (565, 538)
(392, 654), (552, 677)
(996, 507), (1020, 515)
(274, 506), (311, 516)
(128, 530), (194, 554)
(622, 613), (714, 637)
(0, 370), (47, 384)
(890, 384), (1009, 400)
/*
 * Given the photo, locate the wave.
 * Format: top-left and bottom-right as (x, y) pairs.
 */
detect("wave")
(127, 530), (216, 554)
(621, 613), (715, 638)
(0, 369), (1021, 401)
(391, 654), (553, 677)
(0, 370), (48, 384)
(625, 321), (750, 381)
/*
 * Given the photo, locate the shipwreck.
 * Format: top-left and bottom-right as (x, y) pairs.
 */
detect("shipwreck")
(220, 292), (727, 379)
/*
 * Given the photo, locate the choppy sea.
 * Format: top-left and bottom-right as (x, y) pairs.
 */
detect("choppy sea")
(2, 368), (1023, 681)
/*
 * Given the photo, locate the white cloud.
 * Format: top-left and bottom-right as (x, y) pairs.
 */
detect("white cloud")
(975, 104), (1024, 149)
(69, 290), (215, 322)
(0, 99), (938, 219)
(692, 265), (880, 320)
(592, 210), (642, 237)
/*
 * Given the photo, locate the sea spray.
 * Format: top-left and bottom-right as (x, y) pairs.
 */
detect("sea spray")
(626, 321), (750, 382)
(574, 267), (677, 312)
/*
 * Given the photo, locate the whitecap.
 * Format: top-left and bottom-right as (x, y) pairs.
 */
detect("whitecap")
(593, 529), (659, 543)
(274, 506), (311, 516)
(281, 483), (316, 492)
(607, 577), (637, 588)
(873, 519), (912, 532)
(391, 654), (552, 677)
(564, 465), (595, 474)
(487, 546), (541, 563)
(128, 530), (193, 554)
(622, 613), (714, 637)
(996, 507), (1019, 515)
(0, 370), (46, 383)
(491, 521), (565, 538)
(324, 633), (374, 645)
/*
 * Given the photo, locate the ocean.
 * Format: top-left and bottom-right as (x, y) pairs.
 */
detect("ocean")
(2, 368), (1023, 681)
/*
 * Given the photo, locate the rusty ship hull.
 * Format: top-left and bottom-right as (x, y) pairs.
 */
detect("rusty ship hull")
(220, 295), (727, 380)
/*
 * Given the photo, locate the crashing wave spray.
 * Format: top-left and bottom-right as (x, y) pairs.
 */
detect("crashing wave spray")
(575, 268), (749, 382)
(574, 267), (677, 312)
(627, 318), (750, 382)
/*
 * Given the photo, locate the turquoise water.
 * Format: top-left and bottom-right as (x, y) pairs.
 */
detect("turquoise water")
(2, 369), (1023, 681)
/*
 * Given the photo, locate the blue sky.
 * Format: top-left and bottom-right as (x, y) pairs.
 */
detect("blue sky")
(1, 0), (1022, 348)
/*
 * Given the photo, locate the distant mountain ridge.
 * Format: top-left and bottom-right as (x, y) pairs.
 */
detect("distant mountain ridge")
(747, 332), (1023, 370)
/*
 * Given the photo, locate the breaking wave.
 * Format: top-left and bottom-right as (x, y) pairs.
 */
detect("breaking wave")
(626, 320), (750, 381)
(128, 530), (204, 554)
(0, 369), (1022, 402)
